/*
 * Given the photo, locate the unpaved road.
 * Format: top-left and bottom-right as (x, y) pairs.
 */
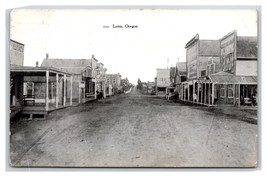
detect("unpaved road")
(10, 87), (257, 167)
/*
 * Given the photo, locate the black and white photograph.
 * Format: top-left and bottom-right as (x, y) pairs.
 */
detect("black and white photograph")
(8, 8), (258, 168)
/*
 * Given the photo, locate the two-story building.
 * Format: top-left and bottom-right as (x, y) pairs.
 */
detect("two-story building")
(95, 62), (108, 98)
(180, 30), (257, 107)
(181, 34), (220, 102)
(172, 62), (187, 100)
(155, 68), (171, 96)
(10, 39), (24, 66)
(105, 73), (122, 95)
(203, 30), (258, 106)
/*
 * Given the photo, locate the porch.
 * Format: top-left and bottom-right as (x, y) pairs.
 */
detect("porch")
(178, 72), (257, 107)
(10, 66), (74, 119)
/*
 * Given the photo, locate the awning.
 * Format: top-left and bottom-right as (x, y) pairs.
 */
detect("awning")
(209, 72), (257, 84)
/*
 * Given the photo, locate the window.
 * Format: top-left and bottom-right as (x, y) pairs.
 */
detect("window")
(201, 70), (206, 76)
(220, 86), (225, 97)
(228, 85), (234, 98)
(24, 82), (34, 96)
(206, 66), (210, 76)
(210, 63), (215, 74)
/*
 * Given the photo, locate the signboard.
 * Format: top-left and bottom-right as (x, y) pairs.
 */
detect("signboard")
(186, 42), (198, 79)
(220, 31), (236, 73)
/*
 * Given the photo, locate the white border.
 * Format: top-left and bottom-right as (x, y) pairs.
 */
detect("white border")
(1, 0), (266, 177)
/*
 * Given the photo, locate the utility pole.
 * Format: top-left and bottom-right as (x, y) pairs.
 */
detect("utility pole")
(167, 58), (169, 69)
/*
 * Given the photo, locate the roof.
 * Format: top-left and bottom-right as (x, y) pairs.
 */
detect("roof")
(219, 30), (236, 41)
(209, 71), (257, 84)
(106, 73), (121, 77)
(236, 36), (258, 59)
(41, 59), (91, 74)
(185, 34), (199, 48)
(10, 65), (72, 75)
(10, 39), (25, 46)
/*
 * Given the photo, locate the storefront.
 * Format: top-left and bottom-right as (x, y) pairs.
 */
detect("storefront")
(178, 72), (257, 107)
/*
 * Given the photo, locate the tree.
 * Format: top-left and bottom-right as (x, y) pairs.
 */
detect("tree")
(137, 78), (143, 90)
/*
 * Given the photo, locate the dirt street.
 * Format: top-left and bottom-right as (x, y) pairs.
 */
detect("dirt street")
(10, 87), (257, 167)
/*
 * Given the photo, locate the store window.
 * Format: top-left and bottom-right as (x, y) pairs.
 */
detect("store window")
(201, 70), (206, 76)
(220, 85), (225, 97)
(228, 84), (234, 98)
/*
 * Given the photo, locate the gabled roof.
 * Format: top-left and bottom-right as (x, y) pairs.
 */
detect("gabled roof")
(237, 36), (257, 59)
(185, 34), (199, 48)
(10, 39), (25, 46)
(41, 59), (92, 74)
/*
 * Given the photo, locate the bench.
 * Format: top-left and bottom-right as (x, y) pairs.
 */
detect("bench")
(23, 95), (35, 105)
(244, 97), (252, 106)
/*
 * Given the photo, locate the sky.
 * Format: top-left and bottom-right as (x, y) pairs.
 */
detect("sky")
(10, 9), (257, 84)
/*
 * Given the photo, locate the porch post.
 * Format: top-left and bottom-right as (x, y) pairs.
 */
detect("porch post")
(233, 84), (236, 105)
(208, 82), (211, 105)
(78, 87), (81, 104)
(83, 86), (86, 103)
(50, 81), (53, 103)
(45, 70), (49, 111)
(197, 82), (199, 104)
(201, 81), (203, 104)
(193, 81), (195, 103)
(212, 83), (215, 105)
(63, 74), (66, 106)
(204, 83), (206, 104)
(179, 84), (183, 100)
(187, 83), (190, 101)
(243, 85), (245, 98)
(94, 81), (97, 99)
(183, 84), (185, 101)
(103, 82), (106, 98)
(56, 73), (59, 108)
(225, 84), (227, 104)
(70, 75), (73, 106)
(238, 84), (241, 107)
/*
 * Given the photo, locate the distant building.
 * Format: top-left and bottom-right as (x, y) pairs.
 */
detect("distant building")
(174, 62), (187, 84)
(10, 39), (24, 66)
(156, 68), (171, 95)
(41, 55), (107, 101)
(95, 61), (107, 98)
(41, 57), (92, 103)
(171, 62), (187, 99)
(106, 73), (122, 94)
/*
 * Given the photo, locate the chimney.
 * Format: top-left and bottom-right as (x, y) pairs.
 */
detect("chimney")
(46, 53), (49, 59)
(92, 54), (95, 59)
(36, 61), (39, 67)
